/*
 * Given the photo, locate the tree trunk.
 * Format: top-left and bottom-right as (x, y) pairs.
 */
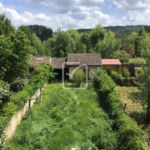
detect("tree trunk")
(146, 92), (150, 123)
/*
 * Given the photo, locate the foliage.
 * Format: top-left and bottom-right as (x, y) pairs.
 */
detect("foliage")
(10, 80), (25, 93)
(94, 30), (122, 58)
(0, 80), (13, 106)
(135, 47), (150, 122)
(2, 84), (118, 150)
(73, 72), (85, 87)
(111, 50), (130, 63)
(91, 68), (145, 150)
(78, 25), (141, 35)
(123, 67), (130, 82)
(30, 33), (44, 56)
(18, 25), (32, 41)
(28, 25), (53, 41)
(0, 14), (15, 36)
(122, 43), (134, 58)
(49, 64), (57, 83)
(110, 70), (118, 82)
(44, 38), (51, 56)
(90, 23), (105, 48)
(129, 57), (146, 64)
(0, 30), (32, 83)
(0, 63), (50, 139)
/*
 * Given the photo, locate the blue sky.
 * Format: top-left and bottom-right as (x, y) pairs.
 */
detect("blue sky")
(0, 0), (150, 31)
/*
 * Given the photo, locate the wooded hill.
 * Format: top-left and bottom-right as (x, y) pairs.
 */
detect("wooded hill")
(78, 25), (142, 35)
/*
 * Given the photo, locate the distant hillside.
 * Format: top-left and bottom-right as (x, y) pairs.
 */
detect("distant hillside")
(77, 25), (142, 35)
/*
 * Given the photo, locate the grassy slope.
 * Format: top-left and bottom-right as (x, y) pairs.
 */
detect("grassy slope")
(3, 84), (117, 150)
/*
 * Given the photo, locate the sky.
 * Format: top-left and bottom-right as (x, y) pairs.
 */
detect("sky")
(0, 0), (150, 31)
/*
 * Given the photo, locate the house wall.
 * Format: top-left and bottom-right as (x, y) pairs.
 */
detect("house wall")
(69, 66), (101, 80)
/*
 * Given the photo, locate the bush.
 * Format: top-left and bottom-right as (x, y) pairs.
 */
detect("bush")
(110, 71), (118, 82)
(129, 57), (146, 64)
(116, 73), (123, 85)
(123, 67), (130, 82)
(73, 72), (85, 87)
(0, 80), (13, 106)
(92, 68), (145, 150)
(0, 62), (51, 139)
(10, 80), (25, 93)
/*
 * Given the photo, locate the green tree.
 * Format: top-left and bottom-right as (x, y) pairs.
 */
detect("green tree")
(18, 25), (32, 41)
(30, 33), (44, 56)
(136, 46), (150, 122)
(80, 33), (91, 52)
(94, 30), (122, 58)
(0, 30), (31, 83)
(44, 39), (51, 56)
(111, 50), (130, 63)
(90, 23), (105, 48)
(28, 25), (53, 41)
(0, 14), (15, 36)
(55, 31), (70, 57)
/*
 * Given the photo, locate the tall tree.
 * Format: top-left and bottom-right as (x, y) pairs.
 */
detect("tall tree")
(55, 31), (71, 57)
(90, 23), (105, 48)
(0, 14), (15, 36)
(136, 46), (150, 122)
(0, 30), (31, 82)
(44, 39), (51, 56)
(28, 25), (53, 41)
(30, 33), (44, 56)
(94, 30), (122, 58)
(80, 33), (91, 53)
(18, 25), (32, 41)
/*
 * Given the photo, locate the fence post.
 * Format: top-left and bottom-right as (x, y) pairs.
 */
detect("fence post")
(28, 98), (35, 115)
(40, 87), (42, 104)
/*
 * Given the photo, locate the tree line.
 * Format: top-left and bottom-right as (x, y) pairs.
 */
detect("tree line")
(1, 13), (150, 82)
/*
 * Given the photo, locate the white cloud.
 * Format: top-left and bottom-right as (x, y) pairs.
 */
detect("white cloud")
(110, 0), (150, 11)
(122, 9), (150, 24)
(0, 3), (4, 9)
(0, 2), (122, 31)
(28, 0), (104, 14)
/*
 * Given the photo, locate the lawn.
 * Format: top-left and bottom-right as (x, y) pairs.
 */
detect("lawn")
(2, 83), (118, 150)
(116, 85), (150, 141)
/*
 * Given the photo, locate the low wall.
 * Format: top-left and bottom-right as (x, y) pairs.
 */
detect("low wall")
(0, 83), (47, 144)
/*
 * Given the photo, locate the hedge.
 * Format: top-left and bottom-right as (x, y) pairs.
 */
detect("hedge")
(0, 62), (52, 140)
(93, 68), (145, 150)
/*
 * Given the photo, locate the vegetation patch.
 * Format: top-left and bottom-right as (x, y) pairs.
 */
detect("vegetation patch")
(2, 84), (118, 150)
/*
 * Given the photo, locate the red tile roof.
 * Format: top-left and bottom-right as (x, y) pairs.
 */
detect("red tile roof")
(102, 59), (121, 65)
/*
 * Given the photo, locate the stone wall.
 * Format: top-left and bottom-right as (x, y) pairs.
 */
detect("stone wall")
(0, 83), (47, 144)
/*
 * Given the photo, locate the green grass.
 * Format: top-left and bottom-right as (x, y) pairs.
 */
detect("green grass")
(2, 83), (118, 150)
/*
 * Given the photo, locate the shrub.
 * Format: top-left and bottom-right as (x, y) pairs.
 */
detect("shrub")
(123, 67), (130, 82)
(10, 80), (25, 93)
(116, 73), (123, 85)
(0, 62), (51, 139)
(0, 80), (13, 106)
(110, 71), (118, 82)
(129, 57), (146, 64)
(92, 67), (145, 150)
(73, 72), (85, 87)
